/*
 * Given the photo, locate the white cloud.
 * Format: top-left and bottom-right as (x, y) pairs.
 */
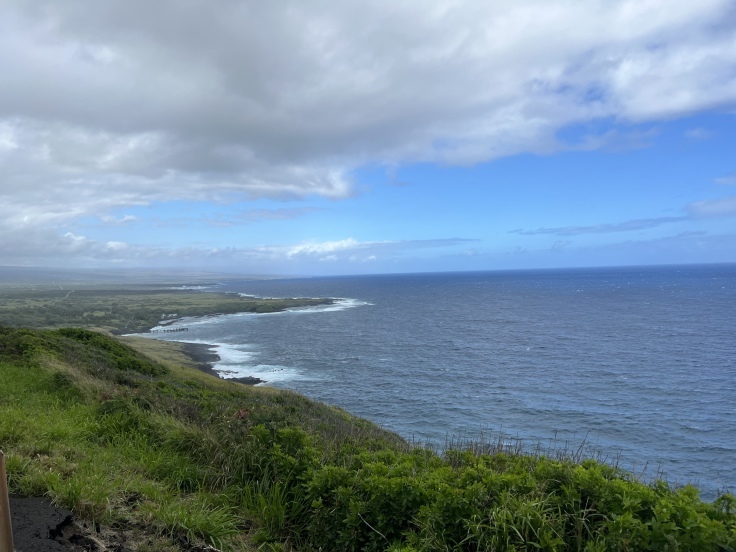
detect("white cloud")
(105, 241), (129, 251)
(288, 238), (364, 257)
(101, 214), (137, 224)
(0, 233), (471, 268)
(1, 0), (735, 265)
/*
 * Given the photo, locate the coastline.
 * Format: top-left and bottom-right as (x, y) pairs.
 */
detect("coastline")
(109, 294), (338, 385)
(134, 296), (346, 385)
(178, 341), (264, 385)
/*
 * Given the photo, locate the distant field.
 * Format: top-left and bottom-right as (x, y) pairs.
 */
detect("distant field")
(0, 286), (333, 333)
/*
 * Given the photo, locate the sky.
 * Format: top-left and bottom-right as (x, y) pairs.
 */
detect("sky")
(1, 0), (735, 276)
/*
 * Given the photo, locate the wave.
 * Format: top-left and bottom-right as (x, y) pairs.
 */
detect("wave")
(176, 339), (311, 385)
(154, 298), (371, 327)
(148, 311), (259, 331)
(222, 363), (310, 384)
(129, 334), (309, 385)
(169, 284), (223, 290)
(236, 294), (372, 312)
(135, 297), (370, 383)
(284, 298), (373, 313)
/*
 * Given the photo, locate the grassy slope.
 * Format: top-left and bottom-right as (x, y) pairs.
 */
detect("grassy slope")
(1, 327), (735, 551)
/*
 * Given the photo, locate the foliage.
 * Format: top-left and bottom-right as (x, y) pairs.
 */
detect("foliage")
(1, 325), (735, 551)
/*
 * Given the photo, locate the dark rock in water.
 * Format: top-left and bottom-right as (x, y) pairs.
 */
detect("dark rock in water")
(10, 497), (72, 552)
(180, 342), (221, 377)
(229, 375), (265, 385)
(179, 341), (264, 385)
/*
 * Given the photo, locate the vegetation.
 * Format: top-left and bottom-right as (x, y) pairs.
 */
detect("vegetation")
(2, 326), (734, 551)
(0, 287), (333, 333)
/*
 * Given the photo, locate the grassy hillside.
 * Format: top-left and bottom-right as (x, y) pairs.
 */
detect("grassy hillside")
(1, 326), (734, 551)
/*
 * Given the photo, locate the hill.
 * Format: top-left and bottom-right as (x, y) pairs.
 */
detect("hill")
(1, 326), (734, 551)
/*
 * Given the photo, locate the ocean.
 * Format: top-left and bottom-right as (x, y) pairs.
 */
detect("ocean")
(138, 264), (736, 499)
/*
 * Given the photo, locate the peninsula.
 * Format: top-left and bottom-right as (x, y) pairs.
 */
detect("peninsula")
(0, 283), (335, 385)
(0, 284), (334, 334)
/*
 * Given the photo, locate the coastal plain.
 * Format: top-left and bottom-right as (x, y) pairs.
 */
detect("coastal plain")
(0, 284), (334, 334)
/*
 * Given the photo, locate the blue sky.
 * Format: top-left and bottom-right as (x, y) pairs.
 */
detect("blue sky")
(1, 1), (735, 275)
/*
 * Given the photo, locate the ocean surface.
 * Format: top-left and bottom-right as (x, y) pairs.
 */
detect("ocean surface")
(137, 264), (735, 499)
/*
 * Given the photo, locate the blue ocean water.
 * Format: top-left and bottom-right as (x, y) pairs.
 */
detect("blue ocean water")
(143, 265), (736, 498)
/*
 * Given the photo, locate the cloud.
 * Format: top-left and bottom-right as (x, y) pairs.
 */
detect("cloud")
(1, 1), (735, 224)
(510, 193), (736, 240)
(684, 127), (713, 140)
(288, 238), (363, 257)
(714, 172), (736, 185)
(495, 229), (736, 270)
(510, 216), (688, 236)
(100, 214), (137, 224)
(0, 230), (474, 267)
(105, 241), (129, 251)
(286, 237), (476, 261)
(1, 1), (736, 267)
(688, 195), (736, 216)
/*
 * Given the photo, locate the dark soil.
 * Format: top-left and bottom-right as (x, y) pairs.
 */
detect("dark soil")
(10, 496), (72, 552)
(9, 497), (176, 552)
(8, 497), (221, 552)
(9, 496), (131, 552)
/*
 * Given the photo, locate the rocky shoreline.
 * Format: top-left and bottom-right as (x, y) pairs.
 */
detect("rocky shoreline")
(178, 341), (264, 385)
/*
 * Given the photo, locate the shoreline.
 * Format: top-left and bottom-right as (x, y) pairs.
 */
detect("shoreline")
(134, 296), (343, 385)
(178, 341), (264, 385)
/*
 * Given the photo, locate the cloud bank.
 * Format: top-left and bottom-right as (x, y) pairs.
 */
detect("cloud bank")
(0, 231), (475, 270)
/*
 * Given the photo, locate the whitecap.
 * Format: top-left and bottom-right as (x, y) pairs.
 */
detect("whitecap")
(283, 298), (373, 313)
(169, 284), (222, 290)
(154, 339), (313, 385)
(221, 364), (311, 384)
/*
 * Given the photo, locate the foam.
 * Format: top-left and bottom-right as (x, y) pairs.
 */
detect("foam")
(169, 284), (222, 290)
(205, 342), (313, 384)
(283, 298), (373, 313)
(148, 311), (258, 331)
(128, 336), (309, 385)
(129, 296), (371, 383)
(147, 297), (370, 331)
(221, 364), (309, 384)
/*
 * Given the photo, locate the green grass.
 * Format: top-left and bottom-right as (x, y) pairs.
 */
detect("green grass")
(2, 325), (735, 551)
(0, 287), (334, 333)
